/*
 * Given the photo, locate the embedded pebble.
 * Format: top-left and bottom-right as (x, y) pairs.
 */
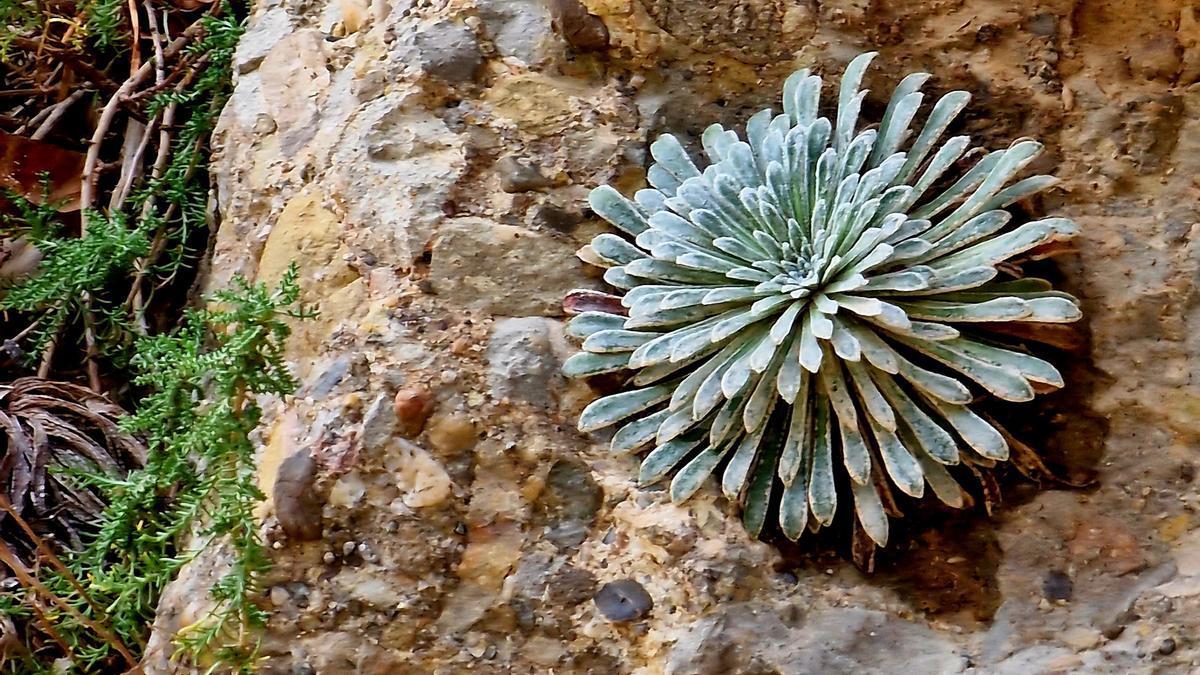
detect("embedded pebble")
(270, 586), (291, 607)
(594, 579), (653, 622)
(427, 413), (477, 453)
(274, 452), (325, 541)
(394, 386), (433, 437)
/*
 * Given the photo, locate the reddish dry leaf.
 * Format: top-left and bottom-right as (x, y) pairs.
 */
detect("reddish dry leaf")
(979, 321), (1087, 352)
(563, 289), (627, 316)
(0, 132), (84, 212)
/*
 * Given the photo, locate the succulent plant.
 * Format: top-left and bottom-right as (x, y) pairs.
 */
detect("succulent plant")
(563, 52), (1082, 547)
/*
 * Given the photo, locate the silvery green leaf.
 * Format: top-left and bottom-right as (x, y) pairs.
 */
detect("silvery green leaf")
(591, 233), (648, 265)
(829, 318), (863, 361)
(583, 329), (658, 353)
(835, 52), (877, 151)
(692, 334), (760, 419)
(910, 149), (1002, 221)
(915, 210), (1011, 260)
(625, 257), (731, 285)
(889, 333), (1035, 402)
(909, 441), (967, 508)
(1020, 297), (1082, 322)
(839, 418), (872, 485)
(562, 351), (630, 378)
(871, 372), (958, 464)
(702, 123), (737, 161)
(887, 237), (934, 262)
(635, 188), (669, 212)
(860, 268), (935, 292)
(603, 266), (640, 290)
(743, 354), (781, 432)
(658, 406), (708, 444)
(779, 458), (810, 541)
(648, 164), (682, 194)
(919, 394), (1009, 460)
(930, 218), (1078, 272)
(568, 311), (627, 339)
(844, 359), (895, 430)
(670, 443), (729, 502)
(590, 185), (650, 235)
(908, 266), (998, 294)
(721, 335), (764, 398)
(897, 90), (971, 184)
(631, 336), (724, 385)
(946, 338), (1064, 387)
(779, 380), (812, 483)
(578, 384), (674, 432)
(776, 335), (806, 402)
(641, 430), (707, 486)
(710, 384), (753, 448)
(893, 297), (1031, 322)
(651, 134), (702, 182)
(851, 479), (889, 546)
(921, 142), (1042, 243)
(870, 71), (928, 165)
(808, 397), (837, 525)
(894, 352), (973, 404)
(798, 312), (824, 373)
(742, 434), (780, 536)
(659, 288), (718, 310)
(903, 139), (971, 213)
(723, 415), (772, 500)
(711, 306), (773, 342)
(841, 320), (900, 374)
(980, 174), (1060, 211)
(624, 301), (736, 330)
(869, 418), (925, 498)
(611, 409), (671, 454)
(668, 335), (749, 409)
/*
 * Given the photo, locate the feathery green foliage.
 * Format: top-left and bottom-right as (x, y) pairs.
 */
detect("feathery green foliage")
(0, 211), (151, 359)
(566, 53), (1080, 546)
(0, 266), (311, 674)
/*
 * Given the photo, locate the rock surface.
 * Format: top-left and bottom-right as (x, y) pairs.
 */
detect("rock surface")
(147, 0), (1200, 672)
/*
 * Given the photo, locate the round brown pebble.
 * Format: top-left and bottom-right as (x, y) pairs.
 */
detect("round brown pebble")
(394, 386), (433, 437)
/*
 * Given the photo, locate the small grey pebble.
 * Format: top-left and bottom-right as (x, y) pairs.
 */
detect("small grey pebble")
(342, 541), (357, 556)
(1158, 638), (1177, 656)
(594, 579), (653, 622)
(323, 551), (336, 564)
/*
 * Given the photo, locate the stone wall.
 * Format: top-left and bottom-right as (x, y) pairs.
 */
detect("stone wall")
(148, 0), (1200, 672)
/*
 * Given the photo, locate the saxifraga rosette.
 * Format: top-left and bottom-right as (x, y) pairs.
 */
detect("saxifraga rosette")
(563, 53), (1080, 547)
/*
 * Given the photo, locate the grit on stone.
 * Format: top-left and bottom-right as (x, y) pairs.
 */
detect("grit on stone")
(144, 0), (1200, 673)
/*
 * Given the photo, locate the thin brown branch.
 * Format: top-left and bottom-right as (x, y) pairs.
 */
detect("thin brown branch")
(35, 331), (57, 379)
(0, 541), (137, 668)
(30, 89), (88, 141)
(0, 496), (115, 636)
(79, 18), (210, 220)
(81, 293), (102, 392)
(108, 118), (151, 211)
(8, 38), (121, 95)
(25, 595), (84, 672)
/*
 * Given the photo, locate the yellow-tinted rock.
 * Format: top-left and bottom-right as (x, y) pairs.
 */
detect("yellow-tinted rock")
(427, 413), (478, 454)
(257, 191), (358, 300)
